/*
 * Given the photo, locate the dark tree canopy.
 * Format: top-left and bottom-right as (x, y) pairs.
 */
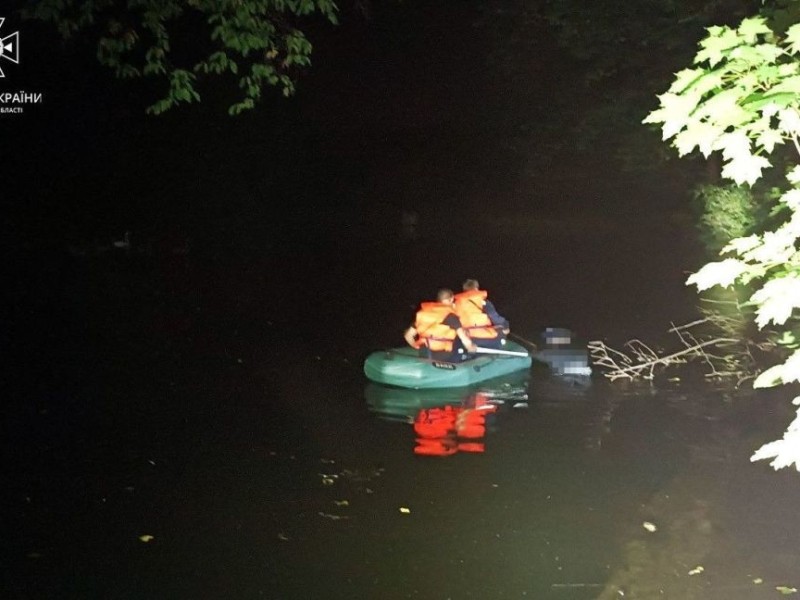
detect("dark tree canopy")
(24, 0), (339, 115)
(535, 0), (768, 165)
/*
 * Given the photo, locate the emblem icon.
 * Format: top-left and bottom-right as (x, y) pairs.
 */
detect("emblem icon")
(0, 18), (20, 78)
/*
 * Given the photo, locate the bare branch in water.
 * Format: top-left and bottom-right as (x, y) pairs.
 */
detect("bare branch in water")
(589, 303), (763, 384)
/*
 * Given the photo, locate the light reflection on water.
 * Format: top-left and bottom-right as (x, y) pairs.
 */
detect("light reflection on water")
(366, 372), (534, 456)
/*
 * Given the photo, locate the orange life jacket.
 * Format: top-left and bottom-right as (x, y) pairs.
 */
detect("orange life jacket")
(414, 302), (458, 352)
(454, 289), (498, 339)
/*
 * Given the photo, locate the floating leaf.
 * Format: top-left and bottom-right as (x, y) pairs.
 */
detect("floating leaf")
(318, 512), (349, 521)
(776, 586), (798, 595)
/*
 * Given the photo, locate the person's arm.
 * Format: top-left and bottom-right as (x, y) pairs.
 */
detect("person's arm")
(444, 313), (476, 353)
(404, 326), (419, 348)
(456, 327), (477, 353)
(484, 300), (509, 331)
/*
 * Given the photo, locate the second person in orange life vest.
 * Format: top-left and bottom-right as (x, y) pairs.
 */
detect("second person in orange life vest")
(404, 288), (478, 362)
(454, 279), (509, 350)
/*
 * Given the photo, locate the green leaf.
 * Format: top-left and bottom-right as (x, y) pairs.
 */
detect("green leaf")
(754, 363), (785, 388)
(738, 16), (771, 44)
(721, 235), (760, 255)
(691, 71), (725, 97)
(694, 89), (752, 129)
(786, 23), (800, 54)
(769, 76), (800, 94)
(744, 93), (798, 113)
(779, 108), (800, 135)
(716, 131), (751, 162)
(756, 128), (784, 153)
(696, 27), (743, 66)
(751, 277), (800, 327)
(668, 68), (705, 94)
(645, 91), (703, 139)
(686, 258), (748, 291)
(729, 44), (771, 65)
(721, 154), (771, 186)
(788, 166), (800, 184)
(673, 121), (724, 157)
(754, 43), (783, 64)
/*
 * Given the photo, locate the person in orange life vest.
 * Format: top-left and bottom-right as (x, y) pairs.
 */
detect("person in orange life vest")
(404, 288), (477, 362)
(454, 279), (509, 350)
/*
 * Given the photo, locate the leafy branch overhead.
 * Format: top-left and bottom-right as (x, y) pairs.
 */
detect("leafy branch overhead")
(25, 0), (339, 115)
(644, 17), (800, 186)
(646, 14), (800, 470)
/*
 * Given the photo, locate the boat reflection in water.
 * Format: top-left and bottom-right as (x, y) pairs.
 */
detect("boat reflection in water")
(365, 373), (530, 457)
(412, 396), (496, 456)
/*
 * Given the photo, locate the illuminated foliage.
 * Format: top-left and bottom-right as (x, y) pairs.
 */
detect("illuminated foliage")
(694, 183), (761, 253)
(24, 0), (339, 115)
(646, 12), (800, 470)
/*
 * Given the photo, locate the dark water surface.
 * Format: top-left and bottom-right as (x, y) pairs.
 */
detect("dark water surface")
(5, 228), (800, 600)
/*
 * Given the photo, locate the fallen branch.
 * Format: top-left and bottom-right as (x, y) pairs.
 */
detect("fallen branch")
(589, 338), (739, 381)
(589, 306), (761, 383)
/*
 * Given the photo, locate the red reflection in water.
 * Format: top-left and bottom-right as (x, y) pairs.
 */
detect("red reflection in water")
(412, 394), (497, 456)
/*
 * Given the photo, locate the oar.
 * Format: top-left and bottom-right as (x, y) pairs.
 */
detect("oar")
(473, 347), (530, 357)
(508, 332), (538, 352)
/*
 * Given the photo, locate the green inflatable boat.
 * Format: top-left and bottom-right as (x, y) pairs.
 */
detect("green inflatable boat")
(363, 341), (532, 389)
(365, 371), (530, 421)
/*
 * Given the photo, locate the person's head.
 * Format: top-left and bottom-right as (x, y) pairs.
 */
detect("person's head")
(437, 288), (455, 304)
(462, 279), (480, 291)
